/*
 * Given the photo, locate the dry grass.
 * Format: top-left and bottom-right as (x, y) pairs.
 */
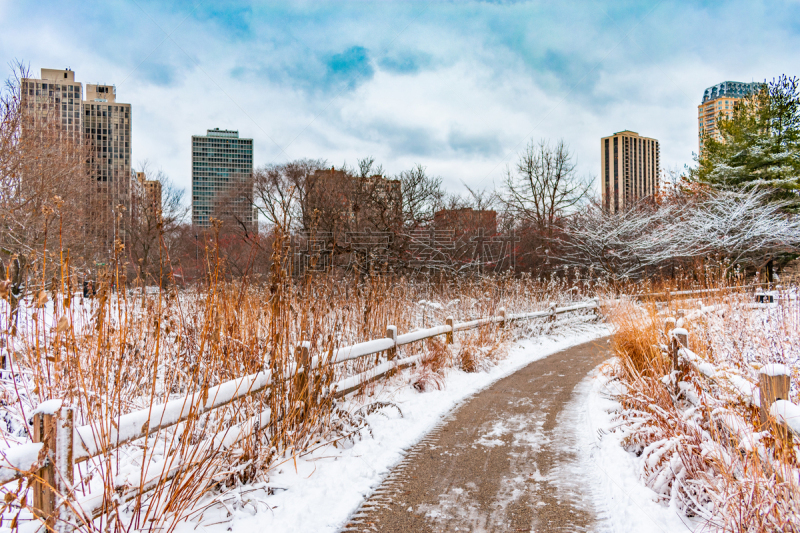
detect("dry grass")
(604, 281), (800, 532)
(0, 239), (594, 531)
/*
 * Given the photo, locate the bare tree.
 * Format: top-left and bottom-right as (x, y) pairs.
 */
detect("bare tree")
(252, 159), (326, 232)
(127, 162), (187, 285)
(0, 60), (93, 321)
(503, 139), (592, 236)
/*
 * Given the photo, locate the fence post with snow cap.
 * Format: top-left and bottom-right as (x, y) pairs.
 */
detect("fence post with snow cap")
(548, 302), (556, 324)
(385, 326), (398, 360)
(671, 327), (688, 372)
(31, 401), (75, 531)
(498, 307), (506, 328)
(759, 364), (791, 425)
(664, 317), (676, 337)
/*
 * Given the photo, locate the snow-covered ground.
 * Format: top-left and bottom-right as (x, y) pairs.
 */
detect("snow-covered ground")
(173, 325), (612, 533)
(577, 364), (697, 533)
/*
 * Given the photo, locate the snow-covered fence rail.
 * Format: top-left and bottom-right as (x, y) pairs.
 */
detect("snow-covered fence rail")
(0, 299), (599, 528)
(636, 283), (776, 303)
(664, 316), (799, 441)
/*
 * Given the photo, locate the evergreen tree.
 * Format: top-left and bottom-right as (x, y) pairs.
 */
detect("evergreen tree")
(692, 75), (800, 211)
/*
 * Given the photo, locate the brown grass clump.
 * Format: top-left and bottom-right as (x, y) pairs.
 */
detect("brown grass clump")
(604, 287), (800, 532)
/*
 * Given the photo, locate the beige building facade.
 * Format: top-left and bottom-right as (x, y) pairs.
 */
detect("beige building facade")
(600, 130), (660, 213)
(698, 81), (763, 154)
(83, 83), (132, 245)
(21, 68), (133, 249)
(21, 68), (83, 137)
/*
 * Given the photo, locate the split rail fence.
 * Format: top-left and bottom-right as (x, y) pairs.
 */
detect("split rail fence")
(0, 300), (600, 531)
(663, 315), (799, 443)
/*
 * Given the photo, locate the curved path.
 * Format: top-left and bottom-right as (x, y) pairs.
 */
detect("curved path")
(341, 336), (613, 532)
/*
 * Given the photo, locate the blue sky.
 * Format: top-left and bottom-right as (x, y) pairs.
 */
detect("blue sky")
(2, 0), (800, 200)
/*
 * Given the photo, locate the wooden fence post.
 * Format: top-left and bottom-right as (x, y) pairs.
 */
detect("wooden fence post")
(386, 326), (398, 360)
(664, 317), (676, 337)
(445, 317), (454, 345)
(548, 302), (556, 324)
(498, 307), (506, 328)
(671, 327), (688, 372)
(32, 405), (74, 532)
(759, 364), (791, 427)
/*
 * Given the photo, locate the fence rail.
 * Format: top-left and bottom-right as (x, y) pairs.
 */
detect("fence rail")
(0, 299), (600, 529)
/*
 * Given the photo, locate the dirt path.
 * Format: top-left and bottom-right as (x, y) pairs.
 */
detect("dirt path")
(341, 336), (613, 533)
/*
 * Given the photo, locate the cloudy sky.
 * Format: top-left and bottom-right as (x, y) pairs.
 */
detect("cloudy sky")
(2, 0), (799, 200)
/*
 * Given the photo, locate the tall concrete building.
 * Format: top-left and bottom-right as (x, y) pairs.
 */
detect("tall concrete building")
(191, 128), (254, 228)
(600, 130), (660, 213)
(20, 68), (83, 137)
(20, 68), (133, 248)
(83, 83), (132, 244)
(698, 81), (764, 154)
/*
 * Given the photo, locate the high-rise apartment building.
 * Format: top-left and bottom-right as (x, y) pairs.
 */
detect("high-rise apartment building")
(600, 131), (660, 213)
(83, 83), (132, 244)
(698, 81), (763, 153)
(191, 128), (254, 228)
(20, 68), (83, 136)
(20, 68), (133, 249)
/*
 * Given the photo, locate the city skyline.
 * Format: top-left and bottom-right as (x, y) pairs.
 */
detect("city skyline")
(3, 2), (799, 204)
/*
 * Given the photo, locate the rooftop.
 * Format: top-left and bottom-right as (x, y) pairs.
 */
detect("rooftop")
(702, 81), (765, 103)
(206, 128), (239, 138)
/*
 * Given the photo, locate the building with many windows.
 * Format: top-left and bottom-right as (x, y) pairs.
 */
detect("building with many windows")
(83, 83), (132, 244)
(20, 68), (83, 137)
(600, 131), (660, 213)
(20, 68), (133, 248)
(191, 129), (254, 228)
(698, 81), (763, 154)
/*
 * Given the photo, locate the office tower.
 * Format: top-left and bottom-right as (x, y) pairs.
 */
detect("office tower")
(20, 68), (83, 138)
(20, 68), (133, 249)
(83, 84), (133, 245)
(698, 81), (763, 154)
(191, 128), (254, 228)
(600, 131), (660, 213)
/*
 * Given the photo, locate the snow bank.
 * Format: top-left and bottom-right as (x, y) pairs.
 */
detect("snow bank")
(583, 369), (698, 533)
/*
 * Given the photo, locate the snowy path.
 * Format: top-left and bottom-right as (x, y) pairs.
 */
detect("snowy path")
(341, 337), (613, 532)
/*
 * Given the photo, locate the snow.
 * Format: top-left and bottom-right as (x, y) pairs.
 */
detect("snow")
(30, 399), (64, 417)
(328, 338), (395, 365)
(396, 325), (450, 345)
(761, 363), (790, 377)
(581, 368), (697, 533)
(0, 442), (44, 485)
(172, 324), (610, 533)
(770, 400), (800, 435)
(74, 368), (275, 460)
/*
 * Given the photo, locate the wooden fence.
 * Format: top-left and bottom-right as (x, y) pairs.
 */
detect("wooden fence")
(0, 299), (600, 531)
(663, 315), (799, 442)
